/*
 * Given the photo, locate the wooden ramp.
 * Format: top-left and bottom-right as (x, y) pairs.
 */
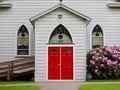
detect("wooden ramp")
(0, 56), (35, 80)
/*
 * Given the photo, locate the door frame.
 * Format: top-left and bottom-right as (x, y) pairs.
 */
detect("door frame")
(46, 44), (75, 81)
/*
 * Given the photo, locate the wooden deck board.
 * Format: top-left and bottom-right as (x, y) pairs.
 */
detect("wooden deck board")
(0, 56), (35, 80)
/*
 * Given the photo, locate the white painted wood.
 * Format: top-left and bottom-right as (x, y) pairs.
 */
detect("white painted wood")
(107, 2), (120, 8)
(0, 0), (119, 82)
(34, 7), (87, 82)
(30, 3), (91, 22)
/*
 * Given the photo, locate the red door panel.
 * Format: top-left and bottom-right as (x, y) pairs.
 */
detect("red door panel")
(48, 47), (60, 80)
(48, 47), (73, 80)
(61, 47), (73, 80)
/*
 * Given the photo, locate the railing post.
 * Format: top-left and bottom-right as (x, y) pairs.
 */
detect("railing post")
(7, 62), (11, 81)
(11, 61), (14, 75)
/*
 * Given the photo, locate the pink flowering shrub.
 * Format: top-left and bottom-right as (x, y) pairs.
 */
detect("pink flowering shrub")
(87, 46), (120, 79)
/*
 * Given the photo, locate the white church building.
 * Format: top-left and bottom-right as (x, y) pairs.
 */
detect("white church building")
(0, 0), (120, 82)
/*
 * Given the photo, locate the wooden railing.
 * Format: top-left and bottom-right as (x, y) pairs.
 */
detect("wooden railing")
(0, 56), (35, 80)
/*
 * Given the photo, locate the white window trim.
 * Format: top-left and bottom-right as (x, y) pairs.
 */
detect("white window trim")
(47, 23), (75, 44)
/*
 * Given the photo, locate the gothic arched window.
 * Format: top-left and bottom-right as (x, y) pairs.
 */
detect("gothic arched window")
(92, 25), (103, 49)
(17, 25), (29, 55)
(49, 24), (73, 44)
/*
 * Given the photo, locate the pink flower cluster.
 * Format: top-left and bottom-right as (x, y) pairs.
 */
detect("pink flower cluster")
(87, 46), (120, 79)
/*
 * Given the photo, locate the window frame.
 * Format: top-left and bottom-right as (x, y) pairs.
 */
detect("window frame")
(16, 25), (30, 57)
(49, 24), (73, 44)
(92, 24), (104, 49)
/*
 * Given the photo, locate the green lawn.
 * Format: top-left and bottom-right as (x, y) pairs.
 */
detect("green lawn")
(80, 84), (120, 90)
(87, 80), (120, 82)
(0, 81), (41, 90)
(0, 86), (41, 90)
(0, 81), (32, 85)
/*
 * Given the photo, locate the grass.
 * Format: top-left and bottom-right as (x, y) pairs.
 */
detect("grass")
(80, 84), (120, 90)
(0, 81), (32, 85)
(0, 81), (41, 90)
(0, 86), (41, 90)
(87, 80), (120, 82)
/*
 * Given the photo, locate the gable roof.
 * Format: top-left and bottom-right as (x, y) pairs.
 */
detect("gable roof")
(30, 3), (91, 23)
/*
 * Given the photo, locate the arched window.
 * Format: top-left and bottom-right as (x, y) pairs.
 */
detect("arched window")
(92, 25), (103, 49)
(49, 24), (73, 44)
(17, 25), (29, 55)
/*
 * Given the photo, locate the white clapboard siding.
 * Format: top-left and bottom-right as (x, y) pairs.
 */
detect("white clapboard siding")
(0, 0), (120, 81)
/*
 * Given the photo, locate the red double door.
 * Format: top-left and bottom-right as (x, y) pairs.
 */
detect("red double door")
(48, 47), (73, 80)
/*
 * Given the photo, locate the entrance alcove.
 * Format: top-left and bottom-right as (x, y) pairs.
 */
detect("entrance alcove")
(30, 3), (91, 82)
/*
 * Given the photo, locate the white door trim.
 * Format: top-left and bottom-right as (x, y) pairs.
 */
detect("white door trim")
(46, 44), (75, 81)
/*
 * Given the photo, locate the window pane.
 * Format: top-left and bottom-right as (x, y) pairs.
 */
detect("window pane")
(50, 49), (58, 54)
(49, 24), (72, 44)
(17, 50), (28, 55)
(17, 25), (29, 55)
(64, 49), (71, 54)
(50, 34), (72, 43)
(98, 37), (103, 42)
(92, 25), (103, 49)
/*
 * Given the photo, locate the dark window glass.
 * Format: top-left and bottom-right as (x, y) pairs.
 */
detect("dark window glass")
(49, 24), (73, 44)
(64, 49), (71, 54)
(92, 25), (103, 49)
(17, 25), (29, 55)
(50, 49), (58, 54)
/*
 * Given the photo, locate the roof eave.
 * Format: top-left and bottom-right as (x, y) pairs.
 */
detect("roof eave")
(60, 4), (91, 22)
(30, 4), (61, 22)
(30, 3), (91, 23)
